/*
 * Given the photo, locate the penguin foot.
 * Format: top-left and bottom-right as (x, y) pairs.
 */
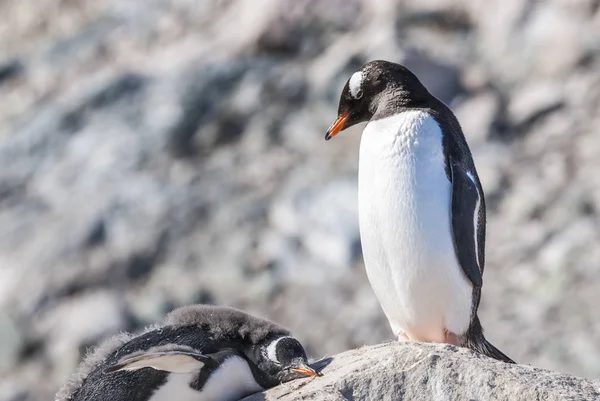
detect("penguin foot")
(396, 332), (410, 342)
(444, 331), (460, 346)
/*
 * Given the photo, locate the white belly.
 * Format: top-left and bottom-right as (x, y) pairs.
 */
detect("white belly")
(358, 110), (472, 341)
(149, 356), (263, 401)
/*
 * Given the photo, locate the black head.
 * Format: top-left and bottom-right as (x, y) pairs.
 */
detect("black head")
(253, 336), (320, 385)
(325, 60), (431, 140)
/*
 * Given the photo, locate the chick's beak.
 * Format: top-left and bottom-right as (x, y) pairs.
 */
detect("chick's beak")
(325, 113), (349, 140)
(291, 362), (322, 377)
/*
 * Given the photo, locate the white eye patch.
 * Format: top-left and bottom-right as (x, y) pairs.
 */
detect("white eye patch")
(266, 336), (291, 364)
(349, 71), (364, 99)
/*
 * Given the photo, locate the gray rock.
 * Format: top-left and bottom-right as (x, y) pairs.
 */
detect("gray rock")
(35, 291), (129, 380)
(244, 342), (600, 401)
(454, 91), (500, 145)
(508, 81), (564, 128)
(0, 313), (24, 371)
(401, 48), (463, 104)
(269, 173), (360, 278)
(0, 60), (24, 85)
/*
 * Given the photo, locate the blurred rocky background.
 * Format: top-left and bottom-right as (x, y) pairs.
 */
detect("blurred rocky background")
(1, 0), (600, 399)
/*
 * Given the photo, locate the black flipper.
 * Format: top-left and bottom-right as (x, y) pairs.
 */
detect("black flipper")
(450, 161), (483, 288)
(450, 161), (515, 363)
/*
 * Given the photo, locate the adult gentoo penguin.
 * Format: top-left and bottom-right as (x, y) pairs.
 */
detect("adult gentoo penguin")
(56, 305), (319, 401)
(325, 60), (514, 363)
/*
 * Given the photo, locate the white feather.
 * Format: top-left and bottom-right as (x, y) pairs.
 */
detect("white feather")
(265, 336), (290, 363)
(148, 373), (203, 401)
(466, 171), (481, 269)
(358, 110), (473, 341)
(349, 71), (364, 99)
(149, 356), (263, 401)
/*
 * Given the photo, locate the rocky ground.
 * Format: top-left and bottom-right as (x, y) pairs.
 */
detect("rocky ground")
(244, 342), (600, 401)
(1, 0), (600, 400)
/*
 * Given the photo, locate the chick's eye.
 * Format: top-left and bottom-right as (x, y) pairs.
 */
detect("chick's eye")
(355, 89), (363, 99)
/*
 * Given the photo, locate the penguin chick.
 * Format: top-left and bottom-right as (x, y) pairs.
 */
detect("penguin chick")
(56, 305), (320, 401)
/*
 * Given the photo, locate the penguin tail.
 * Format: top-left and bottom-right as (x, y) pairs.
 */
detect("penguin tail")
(476, 338), (515, 364)
(463, 316), (515, 364)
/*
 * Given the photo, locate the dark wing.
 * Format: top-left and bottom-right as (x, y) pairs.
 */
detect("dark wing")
(450, 161), (484, 288)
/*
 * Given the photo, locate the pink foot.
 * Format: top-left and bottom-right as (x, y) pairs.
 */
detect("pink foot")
(445, 331), (460, 346)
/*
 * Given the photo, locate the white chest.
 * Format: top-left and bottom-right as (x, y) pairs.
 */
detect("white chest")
(358, 110), (472, 341)
(148, 357), (263, 401)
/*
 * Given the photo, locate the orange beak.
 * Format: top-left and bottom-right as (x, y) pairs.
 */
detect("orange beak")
(291, 365), (322, 377)
(325, 113), (349, 140)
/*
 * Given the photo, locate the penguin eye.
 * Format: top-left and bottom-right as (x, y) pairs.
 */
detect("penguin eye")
(355, 88), (363, 99)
